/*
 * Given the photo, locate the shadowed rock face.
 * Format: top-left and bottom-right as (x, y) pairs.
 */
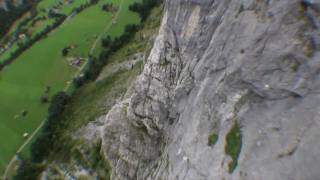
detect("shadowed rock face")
(101, 0), (320, 179)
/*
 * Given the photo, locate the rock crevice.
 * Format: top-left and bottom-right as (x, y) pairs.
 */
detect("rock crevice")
(101, 0), (320, 179)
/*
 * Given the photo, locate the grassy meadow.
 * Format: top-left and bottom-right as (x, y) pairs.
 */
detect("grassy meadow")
(0, 0), (89, 63)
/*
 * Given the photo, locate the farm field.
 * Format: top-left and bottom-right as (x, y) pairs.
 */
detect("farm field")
(0, 0), (89, 63)
(0, 0), (141, 175)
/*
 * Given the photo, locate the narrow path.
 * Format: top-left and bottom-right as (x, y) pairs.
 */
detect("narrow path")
(2, 0), (125, 178)
(89, 0), (124, 55)
(64, 0), (124, 92)
(2, 120), (46, 179)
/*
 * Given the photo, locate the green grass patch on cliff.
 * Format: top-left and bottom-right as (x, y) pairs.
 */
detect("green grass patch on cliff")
(208, 133), (218, 146)
(225, 121), (242, 173)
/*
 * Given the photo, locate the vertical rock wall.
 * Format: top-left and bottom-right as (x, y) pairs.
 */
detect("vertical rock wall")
(101, 0), (320, 179)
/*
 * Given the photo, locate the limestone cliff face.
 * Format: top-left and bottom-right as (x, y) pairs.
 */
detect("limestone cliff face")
(101, 0), (320, 179)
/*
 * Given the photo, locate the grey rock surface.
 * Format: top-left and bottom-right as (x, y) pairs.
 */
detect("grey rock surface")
(101, 0), (320, 179)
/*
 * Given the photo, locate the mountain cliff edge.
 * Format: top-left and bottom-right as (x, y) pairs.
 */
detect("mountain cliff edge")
(99, 0), (320, 179)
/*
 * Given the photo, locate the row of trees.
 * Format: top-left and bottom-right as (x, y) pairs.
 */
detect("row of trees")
(102, 3), (113, 12)
(14, 0), (161, 179)
(14, 92), (70, 180)
(0, 15), (67, 70)
(1, 0), (100, 70)
(129, 0), (162, 21)
(0, 0), (36, 38)
(102, 3), (118, 13)
(13, 1), (106, 179)
(76, 0), (162, 83)
(72, 0), (100, 14)
(31, 92), (71, 163)
(73, 23), (141, 87)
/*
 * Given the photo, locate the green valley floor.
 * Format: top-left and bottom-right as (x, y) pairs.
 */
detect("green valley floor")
(0, 0), (141, 175)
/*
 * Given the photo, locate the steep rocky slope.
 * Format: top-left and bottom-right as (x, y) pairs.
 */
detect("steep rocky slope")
(30, 6), (163, 180)
(99, 0), (320, 179)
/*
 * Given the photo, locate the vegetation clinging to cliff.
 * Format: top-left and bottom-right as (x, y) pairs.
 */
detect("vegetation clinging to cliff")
(225, 121), (242, 173)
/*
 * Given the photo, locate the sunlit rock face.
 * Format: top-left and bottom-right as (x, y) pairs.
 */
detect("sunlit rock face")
(101, 0), (320, 179)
